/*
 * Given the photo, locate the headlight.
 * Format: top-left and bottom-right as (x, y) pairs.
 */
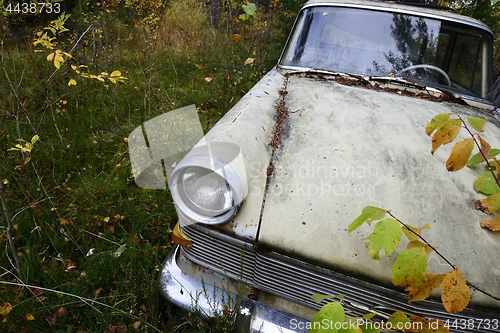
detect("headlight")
(169, 142), (248, 225)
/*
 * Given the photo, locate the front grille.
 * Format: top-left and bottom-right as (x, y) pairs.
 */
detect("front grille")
(181, 224), (500, 333)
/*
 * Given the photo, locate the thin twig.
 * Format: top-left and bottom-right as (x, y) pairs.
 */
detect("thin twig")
(0, 170), (25, 283)
(386, 211), (456, 269)
(45, 23), (94, 84)
(387, 211), (500, 302)
(457, 114), (500, 188)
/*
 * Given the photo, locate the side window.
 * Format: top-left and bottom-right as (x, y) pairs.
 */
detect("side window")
(448, 35), (481, 93)
(434, 33), (450, 69)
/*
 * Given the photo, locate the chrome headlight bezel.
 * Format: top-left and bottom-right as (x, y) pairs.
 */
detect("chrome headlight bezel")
(168, 142), (248, 225)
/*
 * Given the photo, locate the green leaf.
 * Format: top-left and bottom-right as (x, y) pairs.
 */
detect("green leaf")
(242, 3), (256, 16)
(425, 113), (450, 136)
(311, 293), (344, 304)
(387, 311), (411, 329)
(366, 219), (402, 260)
(467, 148), (500, 167)
(348, 206), (387, 233)
(309, 302), (345, 333)
(473, 171), (500, 195)
(392, 247), (428, 287)
(467, 117), (487, 132)
(475, 192), (500, 214)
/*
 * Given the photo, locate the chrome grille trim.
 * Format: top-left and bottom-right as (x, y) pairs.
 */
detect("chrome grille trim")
(181, 224), (500, 332)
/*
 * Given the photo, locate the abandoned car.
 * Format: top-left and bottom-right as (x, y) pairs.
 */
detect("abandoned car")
(129, 0), (500, 332)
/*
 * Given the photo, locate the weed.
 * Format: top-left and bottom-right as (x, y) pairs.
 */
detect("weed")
(0, 0), (300, 331)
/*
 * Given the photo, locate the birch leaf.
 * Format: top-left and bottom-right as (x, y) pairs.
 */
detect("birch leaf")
(446, 138), (474, 171)
(475, 192), (500, 214)
(467, 148), (500, 167)
(406, 273), (444, 302)
(431, 118), (462, 154)
(392, 247), (428, 287)
(480, 215), (500, 231)
(442, 269), (470, 313)
(309, 302), (344, 333)
(477, 135), (491, 163)
(425, 113), (450, 136)
(366, 219), (402, 260)
(473, 171), (500, 195)
(467, 117), (487, 132)
(348, 206), (386, 233)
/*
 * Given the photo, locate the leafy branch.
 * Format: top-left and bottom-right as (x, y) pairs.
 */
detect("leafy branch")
(426, 113), (500, 230)
(33, 13), (127, 87)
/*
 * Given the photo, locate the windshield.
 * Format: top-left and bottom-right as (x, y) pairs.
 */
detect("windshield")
(279, 6), (493, 99)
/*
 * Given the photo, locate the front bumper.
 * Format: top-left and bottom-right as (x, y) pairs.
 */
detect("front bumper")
(159, 245), (310, 333)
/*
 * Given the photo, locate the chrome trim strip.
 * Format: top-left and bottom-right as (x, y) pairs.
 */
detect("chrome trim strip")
(160, 246), (309, 333)
(180, 224), (500, 333)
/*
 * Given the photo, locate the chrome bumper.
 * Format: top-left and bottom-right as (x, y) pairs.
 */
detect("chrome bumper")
(159, 245), (309, 333)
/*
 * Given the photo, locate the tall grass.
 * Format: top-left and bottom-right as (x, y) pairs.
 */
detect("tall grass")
(0, 0), (296, 331)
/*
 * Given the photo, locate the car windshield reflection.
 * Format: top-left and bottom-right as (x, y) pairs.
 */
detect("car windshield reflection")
(279, 6), (492, 99)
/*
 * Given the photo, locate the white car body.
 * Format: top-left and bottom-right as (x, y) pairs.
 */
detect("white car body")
(130, 1), (500, 331)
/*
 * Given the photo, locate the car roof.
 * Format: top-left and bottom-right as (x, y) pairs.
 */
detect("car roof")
(302, 0), (493, 33)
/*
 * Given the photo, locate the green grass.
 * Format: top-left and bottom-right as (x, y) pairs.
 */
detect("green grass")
(0, 0), (295, 331)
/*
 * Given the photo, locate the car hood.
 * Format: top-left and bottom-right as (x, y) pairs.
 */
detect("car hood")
(204, 69), (500, 308)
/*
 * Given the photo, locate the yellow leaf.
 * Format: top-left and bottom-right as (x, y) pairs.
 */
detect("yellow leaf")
(68, 79), (77, 86)
(47, 53), (55, 61)
(431, 118), (461, 154)
(446, 138), (474, 172)
(228, 33), (241, 43)
(442, 269), (470, 313)
(0, 302), (12, 316)
(26, 313), (35, 321)
(494, 157), (500, 174)
(477, 135), (491, 163)
(172, 221), (192, 247)
(244, 58), (255, 66)
(108, 78), (117, 84)
(480, 215), (500, 231)
(406, 273), (444, 302)
(110, 70), (122, 77)
(406, 240), (433, 255)
(204, 77), (213, 83)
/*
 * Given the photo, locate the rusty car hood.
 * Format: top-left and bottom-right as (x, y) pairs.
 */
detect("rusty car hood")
(253, 73), (500, 308)
(195, 68), (500, 308)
